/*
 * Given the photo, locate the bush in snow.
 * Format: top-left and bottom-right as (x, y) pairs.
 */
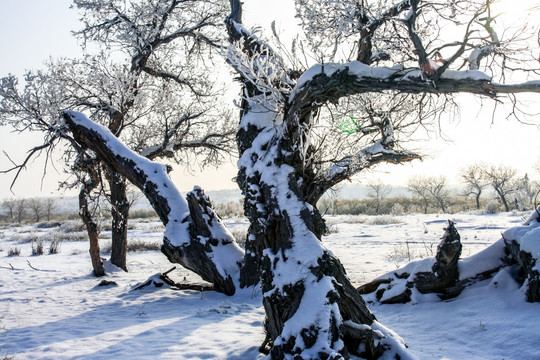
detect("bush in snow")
(7, 247), (20, 257)
(31, 240), (44, 256)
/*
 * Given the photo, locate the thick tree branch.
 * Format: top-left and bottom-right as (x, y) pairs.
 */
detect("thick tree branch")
(307, 141), (419, 204)
(62, 110), (244, 295)
(290, 64), (540, 118)
(357, 0), (411, 64)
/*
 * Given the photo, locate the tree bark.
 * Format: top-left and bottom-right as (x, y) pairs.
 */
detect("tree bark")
(358, 221), (464, 303)
(502, 209), (540, 302)
(62, 111), (244, 295)
(108, 169), (130, 272)
(78, 163), (105, 277)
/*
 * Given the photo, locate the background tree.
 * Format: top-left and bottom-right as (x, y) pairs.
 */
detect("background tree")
(514, 173), (539, 210)
(408, 176), (431, 214)
(44, 198), (57, 221)
(15, 198), (26, 224)
(483, 165), (517, 212)
(426, 175), (450, 213)
(460, 164), (489, 210)
(367, 179), (392, 215)
(2, 199), (15, 222)
(28, 198), (44, 223)
(0, 0), (235, 274)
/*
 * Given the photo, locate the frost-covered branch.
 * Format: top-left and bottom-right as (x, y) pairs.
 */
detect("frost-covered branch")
(309, 139), (419, 204)
(290, 62), (540, 112)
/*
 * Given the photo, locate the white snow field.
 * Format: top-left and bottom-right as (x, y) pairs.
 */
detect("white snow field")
(0, 211), (538, 359)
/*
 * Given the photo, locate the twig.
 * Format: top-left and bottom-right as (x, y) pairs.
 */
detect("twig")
(0, 263), (15, 270)
(25, 260), (56, 272)
(26, 260), (39, 271)
(163, 266), (177, 276)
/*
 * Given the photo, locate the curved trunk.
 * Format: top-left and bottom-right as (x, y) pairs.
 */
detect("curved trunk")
(475, 192), (481, 210)
(497, 189), (510, 212)
(63, 111), (244, 295)
(234, 100), (402, 358)
(78, 167), (105, 277)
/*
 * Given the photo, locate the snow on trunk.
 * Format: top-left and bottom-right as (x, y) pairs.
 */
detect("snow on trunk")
(62, 111), (244, 295)
(235, 98), (410, 359)
(360, 207), (540, 304)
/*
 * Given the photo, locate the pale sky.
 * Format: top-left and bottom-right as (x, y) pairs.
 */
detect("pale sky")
(0, 0), (539, 199)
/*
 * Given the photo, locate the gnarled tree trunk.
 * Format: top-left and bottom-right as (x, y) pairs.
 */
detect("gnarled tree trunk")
(77, 159), (105, 277)
(62, 111), (245, 295)
(108, 169), (130, 272)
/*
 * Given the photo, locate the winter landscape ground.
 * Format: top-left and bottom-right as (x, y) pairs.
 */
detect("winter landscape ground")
(0, 210), (538, 360)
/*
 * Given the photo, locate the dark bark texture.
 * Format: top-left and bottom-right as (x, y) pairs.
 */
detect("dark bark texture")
(62, 111), (243, 296)
(77, 161), (105, 277)
(108, 169), (130, 272)
(359, 215), (540, 304)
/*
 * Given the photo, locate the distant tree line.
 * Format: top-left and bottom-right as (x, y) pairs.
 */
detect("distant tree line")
(1, 198), (58, 223)
(0, 193), (156, 224)
(318, 163), (540, 216)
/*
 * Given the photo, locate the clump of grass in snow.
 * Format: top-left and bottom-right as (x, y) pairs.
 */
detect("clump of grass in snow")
(365, 216), (402, 225)
(13, 233), (39, 244)
(49, 239), (62, 254)
(326, 224), (339, 234)
(32, 239), (44, 256)
(52, 232), (87, 242)
(101, 239), (161, 254)
(8, 247), (21, 257)
(59, 221), (85, 233)
(385, 241), (436, 265)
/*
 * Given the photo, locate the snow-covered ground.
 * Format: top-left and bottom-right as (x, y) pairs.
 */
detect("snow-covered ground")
(0, 211), (538, 359)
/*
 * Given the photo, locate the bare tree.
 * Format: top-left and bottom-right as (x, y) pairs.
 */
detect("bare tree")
(408, 176), (431, 213)
(426, 175), (451, 213)
(367, 179), (392, 214)
(44, 198), (57, 221)
(514, 173), (538, 210)
(460, 164), (489, 210)
(3, 0), (540, 358)
(28, 198), (44, 223)
(0, 0), (235, 274)
(15, 198), (26, 224)
(2, 199), (16, 222)
(483, 165), (518, 212)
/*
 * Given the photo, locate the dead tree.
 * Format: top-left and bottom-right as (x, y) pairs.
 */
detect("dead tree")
(358, 221), (464, 303)
(359, 207), (540, 304)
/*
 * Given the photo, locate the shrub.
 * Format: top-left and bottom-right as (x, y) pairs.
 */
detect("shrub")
(52, 232), (87, 242)
(13, 234), (39, 244)
(366, 216), (402, 225)
(101, 239), (161, 254)
(8, 247), (21, 257)
(35, 221), (62, 229)
(485, 202), (500, 214)
(390, 203), (405, 215)
(130, 208), (158, 219)
(32, 240), (44, 256)
(60, 221), (85, 233)
(49, 239), (62, 254)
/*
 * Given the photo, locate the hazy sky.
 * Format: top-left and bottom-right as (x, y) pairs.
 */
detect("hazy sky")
(0, 0), (539, 199)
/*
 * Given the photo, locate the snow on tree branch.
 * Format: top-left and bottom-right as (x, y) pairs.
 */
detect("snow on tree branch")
(61, 110), (244, 294)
